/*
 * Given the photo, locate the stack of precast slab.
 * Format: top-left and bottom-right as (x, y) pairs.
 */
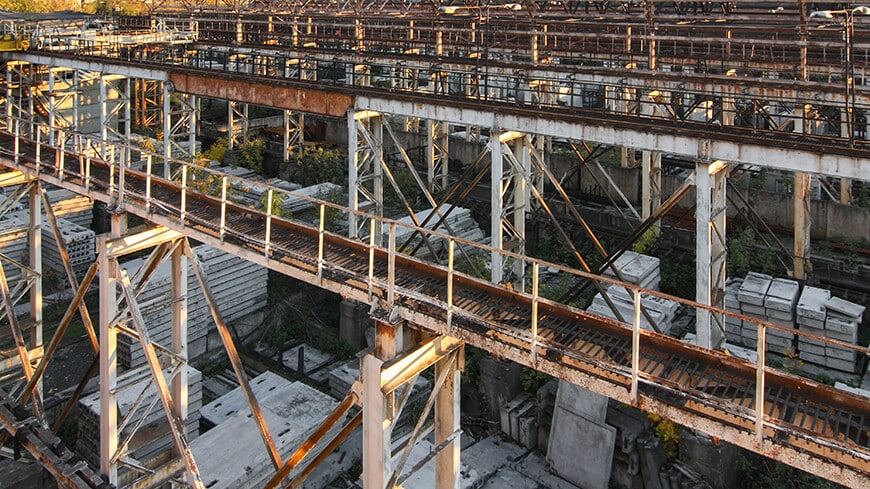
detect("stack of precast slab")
(77, 366), (202, 472)
(117, 244), (268, 369)
(601, 251), (661, 291)
(33, 214), (95, 279)
(798, 287), (865, 373)
(734, 273), (800, 354)
(586, 285), (680, 334)
(0, 215), (29, 283)
(383, 206), (485, 260)
(193, 372), (338, 489)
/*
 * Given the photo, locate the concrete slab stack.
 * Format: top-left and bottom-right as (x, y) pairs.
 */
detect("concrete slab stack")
(736, 272), (772, 348)
(43, 188), (93, 228)
(796, 286), (831, 366)
(601, 251), (661, 291)
(191, 379), (338, 489)
(383, 206), (485, 260)
(118, 244), (268, 369)
(723, 278), (743, 344)
(0, 215), (29, 283)
(200, 371), (287, 429)
(586, 285), (680, 334)
(823, 296), (865, 372)
(76, 366), (202, 469)
(37, 216), (95, 278)
(500, 393), (538, 449)
(280, 182), (343, 215)
(763, 278), (800, 355)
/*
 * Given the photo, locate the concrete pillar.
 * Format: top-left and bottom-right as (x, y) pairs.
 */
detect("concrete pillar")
(840, 178), (852, 205)
(435, 353), (461, 489)
(98, 233), (119, 484)
(490, 132), (504, 284)
(171, 243), (189, 425)
(348, 110), (360, 238)
(163, 82), (171, 177)
(793, 172), (812, 280)
(28, 183), (42, 367)
(695, 161), (727, 349)
(511, 137), (529, 288)
(641, 150), (662, 228)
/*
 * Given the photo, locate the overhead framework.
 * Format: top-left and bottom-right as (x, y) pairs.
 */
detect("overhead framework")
(0, 2), (869, 488)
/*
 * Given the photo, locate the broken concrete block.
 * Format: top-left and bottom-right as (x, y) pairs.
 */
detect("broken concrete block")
(825, 296), (865, 320)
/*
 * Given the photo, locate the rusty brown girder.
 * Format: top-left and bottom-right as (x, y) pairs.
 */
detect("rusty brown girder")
(0, 125), (868, 486)
(0, 388), (110, 489)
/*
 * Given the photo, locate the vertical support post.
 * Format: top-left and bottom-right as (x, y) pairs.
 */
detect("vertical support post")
(188, 95), (198, 160)
(793, 172), (812, 280)
(630, 289), (641, 403)
(170, 242), (189, 438)
(490, 131), (503, 284)
(348, 110), (359, 238)
(361, 353), (388, 489)
(426, 120), (449, 193)
(531, 262), (539, 363)
(99, 74), (108, 161)
(641, 150), (662, 230)
(265, 189), (273, 258)
(28, 183), (42, 375)
(163, 82), (171, 179)
(755, 321), (767, 447)
(98, 234), (118, 485)
(695, 160), (727, 349)
(840, 178), (852, 205)
(220, 176), (227, 242)
(48, 68), (56, 146)
(511, 137), (529, 288)
(435, 351), (461, 489)
(447, 239), (455, 331)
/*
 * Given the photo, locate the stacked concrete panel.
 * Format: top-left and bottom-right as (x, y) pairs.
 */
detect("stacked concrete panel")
(44, 188), (93, 228)
(796, 286), (831, 366)
(118, 244), (268, 369)
(76, 366), (202, 468)
(723, 278), (743, 344)
(736, 272), (771, 348)
(192, 378), (338, 489)
(500, 393), (538, 449)
(38, 216), (95, 278)
(763, 278), (800, 354)
(0, 215), (29, 283)
(586, 285), (680, 334)
(601, 251), (661, 291)
(823, 296), (865, 372)
(384, 206), (485, 260)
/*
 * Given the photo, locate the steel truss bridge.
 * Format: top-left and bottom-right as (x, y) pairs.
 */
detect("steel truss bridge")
(0, 1), (869, 488)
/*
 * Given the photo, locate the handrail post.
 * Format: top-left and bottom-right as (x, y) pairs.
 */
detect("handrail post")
(531, 262), (539, 364)
(220, 176), (228, 243)
(180, 164), (188, 225)
(265, 189), (273, 258)
(317, 203), (325, 283)
(447, 238), (455, 332)
(145, 155), (153, 213)
(118, 151), (125, 210)
(387, 221), (396, 308)
(85, 153), (91, 193)
(367, 218), (376, 302)
(57, 129), (65, 181)
(631, 288), (641, 404)
(13, 119), (19, 164)
(755, 321), (767, 448)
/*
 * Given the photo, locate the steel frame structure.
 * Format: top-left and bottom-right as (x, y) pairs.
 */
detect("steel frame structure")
(0, 3), (870, 488)
(0, 125), (868, 487)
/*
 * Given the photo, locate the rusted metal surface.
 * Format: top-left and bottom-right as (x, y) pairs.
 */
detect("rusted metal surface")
(168, 72), (352, 117)
(1, 126), (869, 485)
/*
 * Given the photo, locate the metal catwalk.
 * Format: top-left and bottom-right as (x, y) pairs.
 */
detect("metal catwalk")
(0, 126), (867, 486)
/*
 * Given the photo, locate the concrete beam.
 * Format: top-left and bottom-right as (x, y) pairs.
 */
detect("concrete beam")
(357, 96), (870, 181)
(381, 335), (463, 394)
(0, 52), (170, 82)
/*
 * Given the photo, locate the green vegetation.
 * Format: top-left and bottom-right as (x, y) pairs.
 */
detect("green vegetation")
(315, 186), (345, 232)
(288, 146), (345, 187)
(648, 414), (681, 461)
(631, 227), (659, 255)
(257, 191), (291, 219)
(735, 453), (842, 489)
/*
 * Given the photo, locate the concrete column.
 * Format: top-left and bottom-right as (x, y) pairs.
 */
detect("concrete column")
(100, 75), (109, 160)
(435, 353), (461, 489)
(163, 82), (171, 178)
(171, 243), (189, 425)
(793, 171), (812, 280)
(47, 69), (56, 146)
(3, 62), (11, 130)
(641, 150), (662, 227)
(511, 137), (529, 288)
(28, 184), (42, 355)
(188, 95), (198, 161)
(840, 178), (852, 205)
(361, 353), (388, 489)
(98, 237), (118, 484)
(490, 132), (504, 284)
(348, 110), (360, 238)
(696, 160), (727, 349)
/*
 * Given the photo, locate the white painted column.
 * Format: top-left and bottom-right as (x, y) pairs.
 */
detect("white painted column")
(171, 243), (189, 430)
(163, 82), (172, 178)
(696, 160), (727, 350)
(28, 184), (42, 374)
(490, 131), (504, 284)
(348, 109), (360, 238)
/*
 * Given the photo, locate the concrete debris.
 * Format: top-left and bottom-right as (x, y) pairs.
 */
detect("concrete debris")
(601, 250), (661, 290)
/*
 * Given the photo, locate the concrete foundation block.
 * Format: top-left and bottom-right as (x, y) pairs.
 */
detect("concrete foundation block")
(678, 429), (738, 489)
(764, 278), (799, 312)
(797, 286), (830, 322)
(738, 272), (772, 306)
(825, 296), (865, 320)
(339, 300), (371, 351)
(825, 317), (858, 337)
(825, 347), (857, 362)
(798, 341), (826, 355)
(480, 357), (524, 419)
(554, 380), (608, 423)
(547, 406), (616, 489)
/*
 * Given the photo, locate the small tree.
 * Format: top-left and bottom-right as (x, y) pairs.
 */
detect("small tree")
(289, 146), (345, 186)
